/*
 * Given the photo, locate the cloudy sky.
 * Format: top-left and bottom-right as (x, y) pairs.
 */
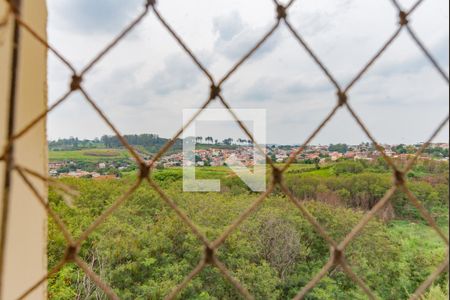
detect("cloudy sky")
(46, 0), (449, 145)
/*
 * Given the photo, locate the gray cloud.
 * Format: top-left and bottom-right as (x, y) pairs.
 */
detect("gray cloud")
(290, 11), (332, 37)
(285, 80), (334, 95)
(243, 77), (334, 102)
(375, 37), (449, 78)
(53, 0), (143, 33)
(434, 36), (449, 67)
(81, 53), (209, 110)
(243, 78), (278, 102)
(213, 11), (281, 61)
(431, 36), (449, 66)
(288, 0), (355, 37)
(82, 63), (149, 108)
(213, 11), (245, 42)
(148, 54), (203, 96)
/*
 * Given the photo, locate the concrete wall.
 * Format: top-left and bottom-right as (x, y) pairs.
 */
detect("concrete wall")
(0, 1), (48, 299)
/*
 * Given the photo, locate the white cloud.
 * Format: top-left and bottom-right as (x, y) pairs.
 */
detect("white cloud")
(49, 0), (143, 34)
(47, 0), (449, 144)
(213, 11), (281, 61)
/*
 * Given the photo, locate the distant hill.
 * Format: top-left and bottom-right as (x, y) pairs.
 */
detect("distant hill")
(48, 134), (242, 155)
(101, 134), (183, 154)
(48, 134), (183, 154)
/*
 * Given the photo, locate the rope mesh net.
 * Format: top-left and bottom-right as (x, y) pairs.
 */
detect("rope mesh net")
(0, 0), (449, 299)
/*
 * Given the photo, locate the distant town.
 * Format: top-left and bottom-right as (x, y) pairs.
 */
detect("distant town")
(48, 135), (449, 178)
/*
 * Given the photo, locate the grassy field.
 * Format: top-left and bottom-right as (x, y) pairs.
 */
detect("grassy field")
(49, 149), (130, 161)
(151, 167), (233, 181)
(194, 164), (326, 180)
(284, 164), (334, 176)
(388, 220), (449, 294)
(389, 220), (449, 250)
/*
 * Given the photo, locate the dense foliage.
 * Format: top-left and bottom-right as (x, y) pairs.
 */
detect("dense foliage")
(48, 160), (449, 299)
(49, 134), (183, 153)
(100, 134), (183, 153)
